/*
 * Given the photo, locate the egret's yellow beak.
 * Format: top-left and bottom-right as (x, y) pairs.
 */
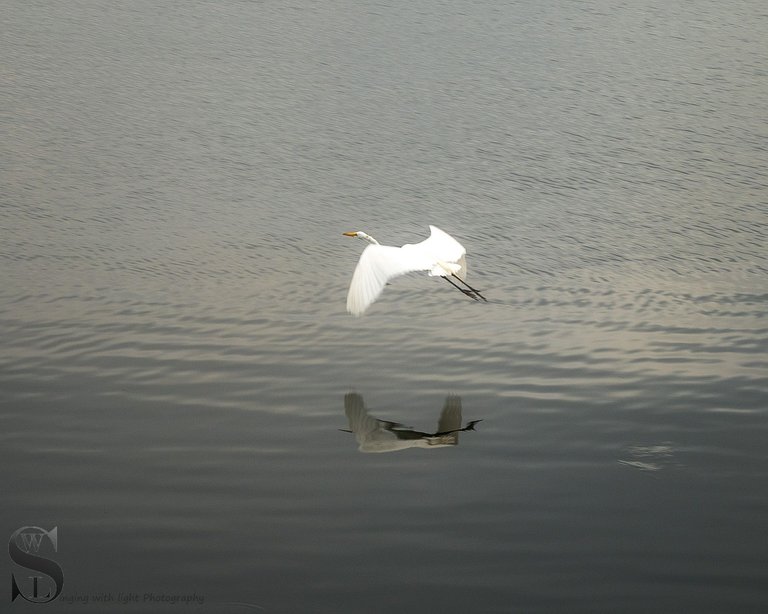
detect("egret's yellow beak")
(342, 231), (358, 237)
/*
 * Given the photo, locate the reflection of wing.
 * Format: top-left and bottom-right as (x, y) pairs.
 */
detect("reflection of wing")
(344, 393), (417, 453)
(344, 392), (380, 440)
(426, 395), (462, 446)
(437, 395), (462, 433)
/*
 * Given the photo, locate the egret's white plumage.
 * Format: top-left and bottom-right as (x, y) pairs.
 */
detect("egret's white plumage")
(343, 225), (471, 316)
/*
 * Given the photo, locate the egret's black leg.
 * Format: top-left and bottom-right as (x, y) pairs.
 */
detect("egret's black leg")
(442, 275), (481, 301)
(451, 274), (488, 302)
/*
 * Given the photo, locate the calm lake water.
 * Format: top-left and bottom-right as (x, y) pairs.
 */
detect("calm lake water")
(2, 1), (767, 612)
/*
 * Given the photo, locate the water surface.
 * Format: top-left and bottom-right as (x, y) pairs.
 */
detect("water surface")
(2, 1), (767, 612)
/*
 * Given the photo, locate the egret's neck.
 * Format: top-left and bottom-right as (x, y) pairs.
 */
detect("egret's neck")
(361, 233), (379, 245)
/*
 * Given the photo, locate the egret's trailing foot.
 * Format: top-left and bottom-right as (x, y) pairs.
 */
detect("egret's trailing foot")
(442, 275), (483, 301)
(442, 274), (487, 302)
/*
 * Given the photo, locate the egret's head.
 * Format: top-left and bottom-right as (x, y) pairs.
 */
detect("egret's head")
(343, 231), (379, 246)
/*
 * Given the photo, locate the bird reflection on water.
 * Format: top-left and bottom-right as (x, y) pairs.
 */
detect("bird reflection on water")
(342, 393), (481, 453)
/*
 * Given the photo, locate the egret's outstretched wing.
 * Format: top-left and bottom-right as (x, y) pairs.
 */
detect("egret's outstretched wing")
(346, 245), (433, 316)
(403, 225), (468, 279)
(421, 226), (466, 262)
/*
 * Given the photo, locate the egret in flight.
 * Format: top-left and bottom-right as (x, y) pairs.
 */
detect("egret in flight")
(342, 225), (486, 316)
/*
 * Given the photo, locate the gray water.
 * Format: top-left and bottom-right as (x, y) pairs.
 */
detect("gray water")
(2, 1), (767, 612)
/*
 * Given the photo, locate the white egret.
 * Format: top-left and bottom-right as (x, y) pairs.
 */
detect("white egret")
(342, 225), (486, 316)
